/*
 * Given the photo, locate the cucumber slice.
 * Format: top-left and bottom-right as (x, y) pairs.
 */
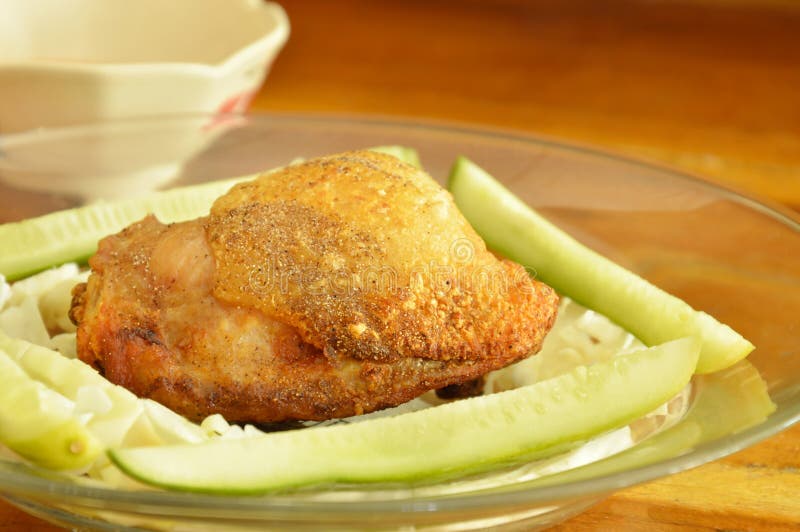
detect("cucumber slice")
(526, 359), (774, 489)
(0, 145), (420, 281)
(0, 348), (101, 470)
(0, 177), (249, 281)
(369, 145), (422, 168)
(109, 337), (699, 493)
(447, 157), (753, 374)
(0, 331), (142, 448)
(0, 331), (205, 449)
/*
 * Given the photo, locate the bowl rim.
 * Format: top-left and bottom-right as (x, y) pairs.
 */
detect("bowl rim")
(0, 111), (798, 518)
(0, 1), (289, 74)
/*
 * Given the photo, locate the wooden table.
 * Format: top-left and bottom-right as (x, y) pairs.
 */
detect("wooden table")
(4, 0), (799, 529)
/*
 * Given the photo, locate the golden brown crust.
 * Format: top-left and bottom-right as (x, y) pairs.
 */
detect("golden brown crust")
(68, 282), (87, 327)
(73, 151), (559, 423)
(207, 151), (558, 365)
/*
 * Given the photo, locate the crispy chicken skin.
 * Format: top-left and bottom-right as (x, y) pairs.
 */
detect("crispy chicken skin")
(72, 151), (558, 423)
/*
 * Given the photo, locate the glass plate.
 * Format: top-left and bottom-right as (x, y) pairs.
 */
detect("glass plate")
(0, 113), (798, 531)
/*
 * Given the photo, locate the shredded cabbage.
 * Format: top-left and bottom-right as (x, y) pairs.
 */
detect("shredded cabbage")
(0, 264), (689, 489)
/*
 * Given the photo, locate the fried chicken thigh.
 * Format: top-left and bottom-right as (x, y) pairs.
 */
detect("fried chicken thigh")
(72, 151), (558, 423)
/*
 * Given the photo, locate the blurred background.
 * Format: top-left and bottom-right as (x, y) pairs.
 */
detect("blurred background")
(252, 0), (800, 211)
(1, 0), (799, 530)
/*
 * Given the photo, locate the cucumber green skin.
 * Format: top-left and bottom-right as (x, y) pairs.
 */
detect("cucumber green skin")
(5, 423), (100, 471)
(109, 338), (699, 494)
(447, 157), (754, 374)
(525, 359), (775, 490)
(0, 330), (131, 400)
(0, 331), (147, 448)
(0, 177), (246, 281)
(0, 348), (101, 470)
(0, 146), (421, 282)
(369, 146), (422, 169)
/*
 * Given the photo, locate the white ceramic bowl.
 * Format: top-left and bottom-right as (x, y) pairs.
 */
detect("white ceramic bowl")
(0, 0), (289, 134)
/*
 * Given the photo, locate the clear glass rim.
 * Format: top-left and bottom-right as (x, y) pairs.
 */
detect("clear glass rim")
(3, 110), (798, 224)
(1, 111), (798, 517)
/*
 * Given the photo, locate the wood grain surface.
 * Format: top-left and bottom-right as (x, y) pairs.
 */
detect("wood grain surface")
(3, 0), (799, 530)
(257, 0), (800, 211)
